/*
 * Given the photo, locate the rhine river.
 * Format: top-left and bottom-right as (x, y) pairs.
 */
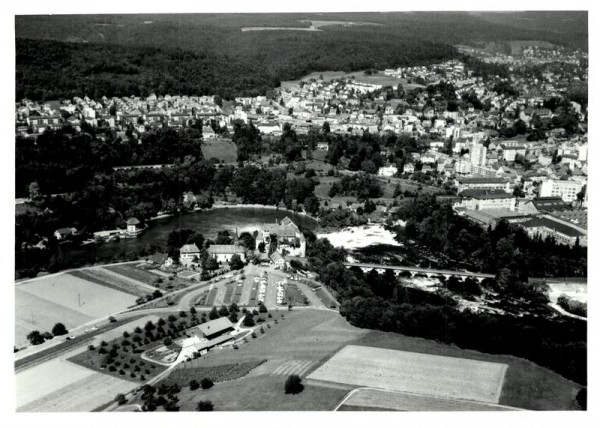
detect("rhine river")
(62, 207), (317, 263)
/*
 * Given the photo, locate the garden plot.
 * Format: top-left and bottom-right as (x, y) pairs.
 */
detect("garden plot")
(307, 345), (508, 404)
(96, 266), (159, 293)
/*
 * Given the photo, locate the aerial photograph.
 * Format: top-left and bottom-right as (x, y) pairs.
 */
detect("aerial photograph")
(11, 4), (591, 421)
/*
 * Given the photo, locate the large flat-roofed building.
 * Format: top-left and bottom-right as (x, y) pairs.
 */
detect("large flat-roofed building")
(197, 317), (234, 340)
(458, 189), (516, 211)
(456, 177), (511, 193)
(539, 179), (585, 203)
(521, 216), (586, 247)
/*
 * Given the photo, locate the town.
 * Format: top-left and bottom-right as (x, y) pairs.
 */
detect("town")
(13, 11), (588, 417)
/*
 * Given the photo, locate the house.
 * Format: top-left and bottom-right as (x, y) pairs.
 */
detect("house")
(269, 251), (286, 269)
(316, 141), (329, 151)
(180, 243), (202, 265)
(54, 227), (77, 241)
(147, 252), (168, 266)
(377, 166), (398, 177)
(403, 163), (415, 174)
(126, 218), (144, 236)
(207, 245), (246, 263)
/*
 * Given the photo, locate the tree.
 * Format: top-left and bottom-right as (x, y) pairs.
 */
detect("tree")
(115, 393), (127, 405)
(258, 242), (266, 253)
(284, 374), (304, 394)
(189, 380), (200, 391)
(28, 181), (41, 200)
(258, 302), (268, 313)
(243, 313), (255, 327)
(51, 322), (68, 336)
(201, 378), (214, 389)
(303, 194), (320, 216)
(26, 330), (45, 345)
(209, 306), (219, 320)
(196, 400), (214, 411)
(205, 257), (219, 271)
(229, 254), (244, 270)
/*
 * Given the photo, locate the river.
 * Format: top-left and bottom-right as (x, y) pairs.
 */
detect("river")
(60, 207), (317, 263)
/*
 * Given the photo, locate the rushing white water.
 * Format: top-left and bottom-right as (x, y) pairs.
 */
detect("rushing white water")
(318, 224), (402, 250)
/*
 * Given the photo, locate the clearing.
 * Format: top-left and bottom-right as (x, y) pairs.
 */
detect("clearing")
(202, 138), (238, 164)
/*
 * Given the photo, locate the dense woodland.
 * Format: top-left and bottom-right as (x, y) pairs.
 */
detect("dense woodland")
(305, 234), (586, 386)
(16, 11), (587, 101)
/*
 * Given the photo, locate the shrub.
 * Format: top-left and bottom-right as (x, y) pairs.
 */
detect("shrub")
(189, 379), (200, 391)
(201, 378), (214, 390)
(196, 400), (214, 411)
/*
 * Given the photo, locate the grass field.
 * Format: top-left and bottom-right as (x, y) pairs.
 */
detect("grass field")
(16, 347), (138, 412)
(104, 264), (161, 285)
(340, 389), (513, 411)
(312, 286), (338, 308)
(15, 273), (138, 346)
(149, 310), (360, 411)
(91, 315), (160, 346)
(353, 330), (581, 410)
(307, 345), (508, 403)
(202, 138), (238, 164)
(285, 283), (309, 306)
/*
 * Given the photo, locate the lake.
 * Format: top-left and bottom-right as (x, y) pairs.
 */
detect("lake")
(60, 207), (317, 263)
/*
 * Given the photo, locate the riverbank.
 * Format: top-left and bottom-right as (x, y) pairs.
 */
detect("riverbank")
(149, 203), (319, 223)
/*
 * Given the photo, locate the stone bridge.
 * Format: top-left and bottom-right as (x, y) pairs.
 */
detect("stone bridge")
(343, 263), (495, 283)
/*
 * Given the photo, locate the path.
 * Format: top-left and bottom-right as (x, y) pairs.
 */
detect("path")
(294, 281), (326, 308)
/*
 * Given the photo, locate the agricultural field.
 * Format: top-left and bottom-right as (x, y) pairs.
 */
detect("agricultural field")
(202, 138), (238, 164)
(353, 330), (581, 410)
(307, 345), (508, 404)
(338, 389), (514, 411)
(16, 347), (138, 412)
(105, 264), (161, 285)
(70, 267), (151, 297)
(15, 273), (138, 347)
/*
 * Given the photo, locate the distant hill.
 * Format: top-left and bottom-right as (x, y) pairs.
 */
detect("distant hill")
(15, 12), (588, 101)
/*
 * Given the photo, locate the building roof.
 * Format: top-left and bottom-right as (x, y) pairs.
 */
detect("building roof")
(461, 189), (515, 200)
(270, 251), (285, 263)
(207, 245), (246, 255)
(197, 317), (234, 337)
(127, 218), (140, 225)
(55, 227), (76, 235)
(180, 243), (201, 254)
(530, 197), (568, 212)
(522, 217), (584, 237)
(457, 177), (508, 184)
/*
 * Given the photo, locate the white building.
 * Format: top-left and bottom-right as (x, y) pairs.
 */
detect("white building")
(378, 166), (398, 177)
(470, 143), (487, 168)
(207, 245), (246, 263)
(539, 179), (585, 203)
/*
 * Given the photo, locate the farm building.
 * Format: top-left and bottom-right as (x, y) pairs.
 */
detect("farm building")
(54, 227), (77, 240)
(197, 317), (234, 340)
